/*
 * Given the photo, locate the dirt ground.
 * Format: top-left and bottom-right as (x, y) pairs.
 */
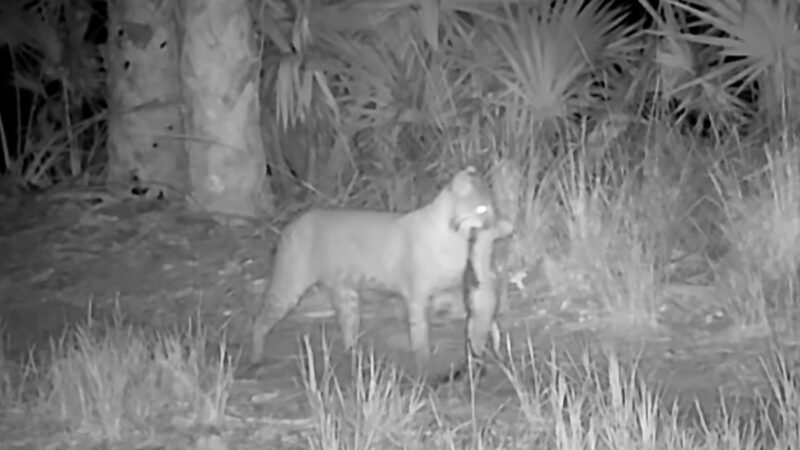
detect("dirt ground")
(0, 191), (796, 433)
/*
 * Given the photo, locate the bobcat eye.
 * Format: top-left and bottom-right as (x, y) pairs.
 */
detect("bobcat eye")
(475, 205), (489, 215)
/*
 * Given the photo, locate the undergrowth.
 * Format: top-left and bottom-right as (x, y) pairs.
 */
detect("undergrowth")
(2, 127), (800, 448)
(0, 313), (235, 444)
(1, 314), (796, 449)
(2, 0), (800, 448)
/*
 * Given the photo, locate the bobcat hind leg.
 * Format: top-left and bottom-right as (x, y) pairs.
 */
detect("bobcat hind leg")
(251, 296), (295, 364)
(251, 276), (315, 364)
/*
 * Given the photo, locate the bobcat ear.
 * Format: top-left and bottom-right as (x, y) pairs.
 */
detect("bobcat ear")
(450, 167), (479, 195)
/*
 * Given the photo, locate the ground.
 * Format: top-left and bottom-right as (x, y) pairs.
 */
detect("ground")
(0, 191), (795, 448)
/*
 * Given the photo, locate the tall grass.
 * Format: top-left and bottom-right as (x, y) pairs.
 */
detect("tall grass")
(292, 332), (798, 450)
(0, 314), (235, 445)
(710, 143), (800, 330)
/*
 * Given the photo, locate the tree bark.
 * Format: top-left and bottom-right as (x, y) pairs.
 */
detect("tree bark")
(106, 0), (186, 197)
(182, 0), (273, 217)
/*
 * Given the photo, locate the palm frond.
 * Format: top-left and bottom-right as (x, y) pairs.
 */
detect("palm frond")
(665, 0), (800, 123)
(477, 0), (641, 133)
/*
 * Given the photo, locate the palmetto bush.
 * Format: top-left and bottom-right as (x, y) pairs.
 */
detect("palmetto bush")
(638, 0), (800, 141)
(251, 0), (800, 328)
(1, 0), (798, 199)
(256, 0), (800, 158)
(254, 0), (644, 200)
(2, 0), (800, 325)
(477, 0), (642, 142)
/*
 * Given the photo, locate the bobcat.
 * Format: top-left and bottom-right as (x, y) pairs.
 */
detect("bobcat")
(250, 167), (497, 373)
(463, 219), (514, 360)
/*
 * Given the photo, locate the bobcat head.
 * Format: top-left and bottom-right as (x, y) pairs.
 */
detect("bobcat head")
(445, 166), (497, 234)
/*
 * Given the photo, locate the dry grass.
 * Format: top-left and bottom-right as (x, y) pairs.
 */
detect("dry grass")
(0, 309), (796, 449)
(297, 333), (800, 450)
(0, 312), (235, 447)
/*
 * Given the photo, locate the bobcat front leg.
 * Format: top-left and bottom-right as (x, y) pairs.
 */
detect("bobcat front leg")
(406, 290), (432, 376)
(330, 286), (361, 352)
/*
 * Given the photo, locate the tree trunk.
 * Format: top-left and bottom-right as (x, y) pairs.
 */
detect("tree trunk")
(182, 0), (273, 217)
(106, 0), (186, 198)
